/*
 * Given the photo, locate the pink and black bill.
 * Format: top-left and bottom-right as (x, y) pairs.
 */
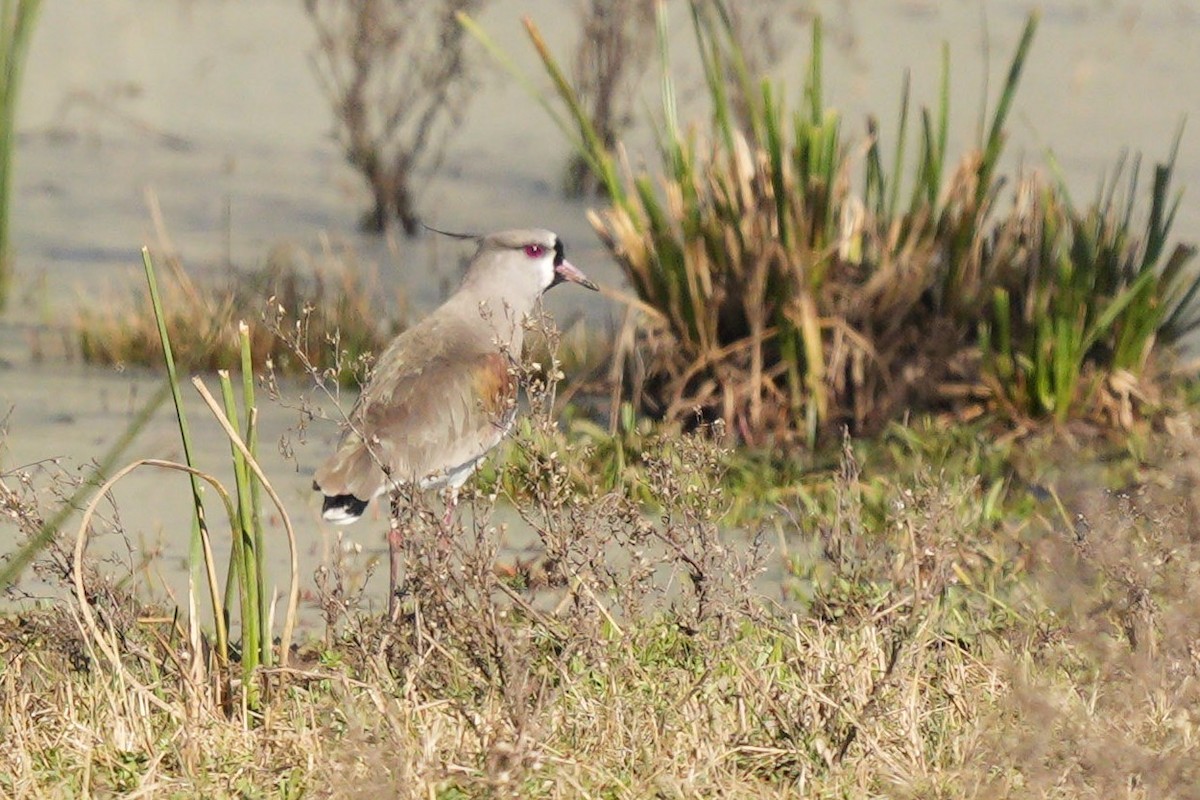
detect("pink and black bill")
(548, 237), (599, 291)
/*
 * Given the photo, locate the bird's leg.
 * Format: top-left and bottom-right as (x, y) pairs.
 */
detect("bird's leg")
(437, 486), (461, 552)
(387, 488), (410, 621)
(387, 518), (404, 620)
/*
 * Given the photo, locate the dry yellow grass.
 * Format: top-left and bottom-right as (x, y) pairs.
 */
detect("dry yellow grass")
(3, 406), (1200, 798)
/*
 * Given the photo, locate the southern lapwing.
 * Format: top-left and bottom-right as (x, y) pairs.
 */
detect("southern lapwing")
(312, 228), (598, 613)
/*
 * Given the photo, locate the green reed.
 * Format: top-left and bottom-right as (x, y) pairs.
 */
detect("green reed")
(0, 0), (39, 310)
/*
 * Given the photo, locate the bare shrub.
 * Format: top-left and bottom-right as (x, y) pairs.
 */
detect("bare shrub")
(305, 0), (489, 235)
(972, 424), (1200, 797)
(563, 0), (655, 197)
(358, 311), (768, 674)
(0, 454), (137, 600)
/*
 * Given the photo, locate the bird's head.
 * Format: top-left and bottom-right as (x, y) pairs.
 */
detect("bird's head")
(473, 228), (598, 296)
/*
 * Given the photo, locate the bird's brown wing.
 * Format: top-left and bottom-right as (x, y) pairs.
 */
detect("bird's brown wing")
(313, 349), (517, 502)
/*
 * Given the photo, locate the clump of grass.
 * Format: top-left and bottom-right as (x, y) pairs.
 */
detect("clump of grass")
(49, 250), (303, 714)
(980, 140), (1200, 424)
(500, 3), (1198, 444)
(74, 244), (402, 379)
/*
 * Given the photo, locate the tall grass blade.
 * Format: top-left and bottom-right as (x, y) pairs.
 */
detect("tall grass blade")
(933, 42), (950, 200)
(219, 370), (260, 704)
(1140, 123), (1184, 271)
(143, 247), (226, 662)
(192, 376), (299, 668)
(0, 0), (40, 310)
(518, 16), (622, 202)
(763, 83), (788, 248)
(455, 14), (575, 151)
(0, 380), (170, 590)
(1161, 244), (1200, 339)
(804, 16), (823, 124)
(240, 321), (270, 667)
(888, 70), (911, 218)
(978, 12), (1038, 198)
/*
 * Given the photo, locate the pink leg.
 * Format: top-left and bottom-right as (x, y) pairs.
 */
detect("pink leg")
(387, 522), (404, 619)
(437, 487), (461, 551)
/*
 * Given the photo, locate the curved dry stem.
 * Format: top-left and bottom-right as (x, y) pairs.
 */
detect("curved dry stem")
(192, 376), (300, 667)
(72, 457), (240, 722)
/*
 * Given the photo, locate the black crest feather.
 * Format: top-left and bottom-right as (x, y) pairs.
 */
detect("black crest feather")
(422, 223), (480, 241)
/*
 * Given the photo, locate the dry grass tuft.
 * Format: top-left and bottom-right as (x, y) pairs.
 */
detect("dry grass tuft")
(73, 243), (402, 379)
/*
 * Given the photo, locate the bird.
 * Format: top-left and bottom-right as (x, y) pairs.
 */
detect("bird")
(312, 227), (598, 613)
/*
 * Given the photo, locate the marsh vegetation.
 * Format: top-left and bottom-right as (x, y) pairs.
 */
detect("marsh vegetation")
(517, 7), (1198, 447)
(3, 2), (1200, 798)
(0, 0), (40, 310)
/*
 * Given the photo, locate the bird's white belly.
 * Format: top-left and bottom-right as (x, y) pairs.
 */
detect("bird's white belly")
(370, 455), (484, 499)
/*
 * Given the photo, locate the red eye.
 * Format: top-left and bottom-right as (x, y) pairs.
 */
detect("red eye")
(523, 244), (546, 258)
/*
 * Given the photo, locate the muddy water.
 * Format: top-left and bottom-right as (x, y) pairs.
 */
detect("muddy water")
(2, 0), (1198, 624)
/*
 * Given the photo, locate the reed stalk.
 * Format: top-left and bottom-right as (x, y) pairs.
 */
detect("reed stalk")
(143, 248), (228, 665)
(0, 0), (39, 310)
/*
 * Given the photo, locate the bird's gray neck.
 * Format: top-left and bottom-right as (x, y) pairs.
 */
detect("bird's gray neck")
(444, 286), (537, 356)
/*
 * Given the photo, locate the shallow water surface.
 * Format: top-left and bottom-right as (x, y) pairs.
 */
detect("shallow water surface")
(2, 0), (1198, 617)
